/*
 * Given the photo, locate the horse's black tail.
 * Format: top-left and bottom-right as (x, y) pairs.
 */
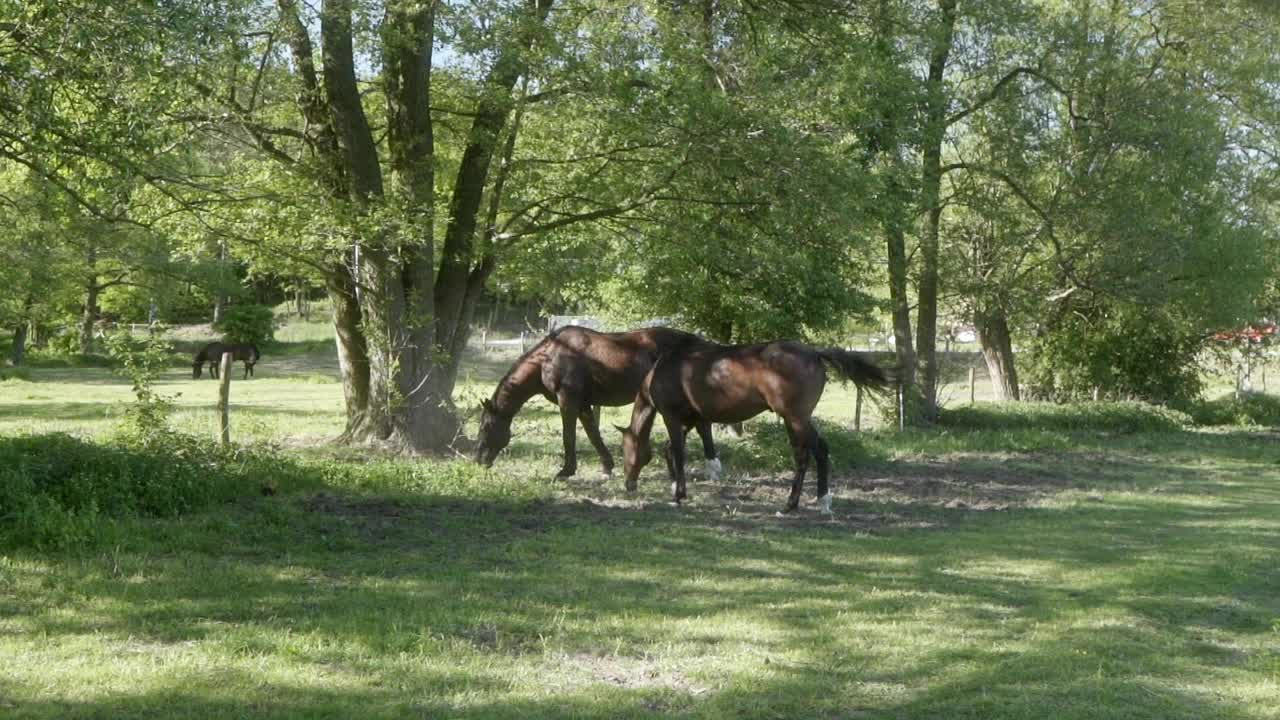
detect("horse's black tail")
(816, 348), (897, 390)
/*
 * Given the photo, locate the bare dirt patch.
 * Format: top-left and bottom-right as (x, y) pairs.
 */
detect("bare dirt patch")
(295, 451), (1115, 541)
(557, 451), (1117, 533)
(547, 651), (710, 695)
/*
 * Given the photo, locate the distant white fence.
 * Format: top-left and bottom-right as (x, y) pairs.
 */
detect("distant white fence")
(477, 329), (533, 353)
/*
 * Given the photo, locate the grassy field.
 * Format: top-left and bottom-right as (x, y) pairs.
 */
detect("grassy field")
(1, 322), (1278, 718)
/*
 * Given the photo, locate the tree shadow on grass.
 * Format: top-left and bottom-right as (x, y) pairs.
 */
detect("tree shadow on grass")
(4, 423), (1279, 719)
(5, 458), (1279, 718)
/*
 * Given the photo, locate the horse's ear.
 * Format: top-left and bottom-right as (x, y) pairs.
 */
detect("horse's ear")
(481, 398), (494, 412)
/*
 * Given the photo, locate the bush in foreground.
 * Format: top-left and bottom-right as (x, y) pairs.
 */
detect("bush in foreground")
(0, 433), (299, 551)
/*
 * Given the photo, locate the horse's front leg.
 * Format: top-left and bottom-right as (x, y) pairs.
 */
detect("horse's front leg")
(578, 404), (614, 477)
(555, 390), (580, 479)
(662, 415), (688, 503)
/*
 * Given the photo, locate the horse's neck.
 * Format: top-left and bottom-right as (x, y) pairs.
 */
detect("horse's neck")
(493, 358), (544, 414)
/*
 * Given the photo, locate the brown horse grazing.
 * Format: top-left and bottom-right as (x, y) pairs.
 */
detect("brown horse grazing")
(474, 326), (722, 479)
(620, 341), (894, 512)
(193, 342), (261, 380)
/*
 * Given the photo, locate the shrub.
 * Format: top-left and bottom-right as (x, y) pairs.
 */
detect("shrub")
(0, 430), (262, 548)
(1189, 393), (1280, 427)
(214, 304), (277, 346)
(1022, 303), (1205, 408)
(0, 366), (32, 382)
(104, 330), (177, 441)
(939, 401), (1192, 433)
(0, 433), (297, 551)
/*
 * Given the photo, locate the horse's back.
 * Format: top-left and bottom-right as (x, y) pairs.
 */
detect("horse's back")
(195, 342), (226, 361)
(538, 325), (700, 406)
(654, 341), (825, 422)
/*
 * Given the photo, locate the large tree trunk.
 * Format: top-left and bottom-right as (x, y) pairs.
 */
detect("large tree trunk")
(327, 261), (372, 439)
(434, 0), (555, 369)
(12, 323), (28, 366)
(975, 303), (1019, 401)
(915, 0), (959, 422)
(274, 0), (552, 452)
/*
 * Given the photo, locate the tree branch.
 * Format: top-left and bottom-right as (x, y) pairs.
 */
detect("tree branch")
(947, 66), (1085, 129)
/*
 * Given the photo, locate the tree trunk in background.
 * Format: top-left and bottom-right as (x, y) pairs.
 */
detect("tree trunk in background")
(868, 0), (922, 425)
(12, 324), (28, 366)
(79, 278), (100, 355)
(915, 0), (959, 422)
(213, 236), (228, 325)
(975, 303), (1019, 401)
(885, 179), (920, 421)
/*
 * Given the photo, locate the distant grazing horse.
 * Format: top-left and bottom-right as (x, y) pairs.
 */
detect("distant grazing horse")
(620, 341), (894, 512)
(193, 342), (261, 380)
(474, 326), (722, 479)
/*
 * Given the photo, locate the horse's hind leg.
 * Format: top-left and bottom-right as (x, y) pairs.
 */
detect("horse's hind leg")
(555, 390), (581, 479)
(662, 414), (688, 503)
(578, 404), (614, 477)
(782, 419), (815, 512)
(690, 420), (720, 480)
(813, 432), (832, 514)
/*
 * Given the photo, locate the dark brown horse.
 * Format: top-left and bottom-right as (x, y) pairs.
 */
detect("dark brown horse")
(620, 340), (893, 512)
(474, 326), (721, 479)
(193, 342), (261, 380)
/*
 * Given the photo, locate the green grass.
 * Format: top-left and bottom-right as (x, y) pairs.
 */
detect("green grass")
(1, 323), (1279, 718)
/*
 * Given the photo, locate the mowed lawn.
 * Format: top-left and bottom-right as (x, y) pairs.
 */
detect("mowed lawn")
(1, 331), (1278, 718)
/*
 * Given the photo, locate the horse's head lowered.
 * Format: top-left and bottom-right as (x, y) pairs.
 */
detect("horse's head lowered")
(616, 423), (654, 492)
(474, 398), (513, 467)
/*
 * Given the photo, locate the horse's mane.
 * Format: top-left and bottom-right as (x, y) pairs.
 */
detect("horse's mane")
(492, 329), (558, 398)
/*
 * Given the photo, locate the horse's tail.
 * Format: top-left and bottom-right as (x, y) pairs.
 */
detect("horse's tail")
(249, 344), (261, 362)
(816, 347), (896, 390)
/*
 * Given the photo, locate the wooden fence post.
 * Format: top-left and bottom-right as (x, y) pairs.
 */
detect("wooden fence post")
(854, 385), (863, 432)
(969, 367), (976, 404)
(218, 352), (233, 446)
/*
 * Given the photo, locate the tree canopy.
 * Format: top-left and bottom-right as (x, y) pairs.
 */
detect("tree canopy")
(1, 0), (1276, 438)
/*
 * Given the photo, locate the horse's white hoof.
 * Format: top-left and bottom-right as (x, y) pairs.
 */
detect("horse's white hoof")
(705, 457), (722, 482)
(818, 494), (833, 515)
